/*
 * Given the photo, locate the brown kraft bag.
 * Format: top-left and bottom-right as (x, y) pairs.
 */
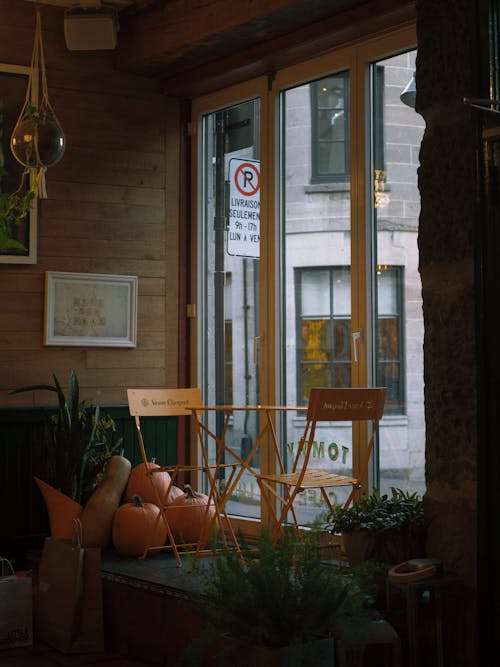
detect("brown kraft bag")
(37, 519), (104, 653)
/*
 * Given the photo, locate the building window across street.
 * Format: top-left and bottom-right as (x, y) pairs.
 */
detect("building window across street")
(310, 73), (350, 183)
(296, 265), (404, 412)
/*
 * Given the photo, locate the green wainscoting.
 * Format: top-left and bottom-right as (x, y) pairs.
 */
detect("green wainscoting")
(0, 405), (177, 565)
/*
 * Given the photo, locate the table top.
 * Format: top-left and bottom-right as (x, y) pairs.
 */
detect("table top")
(187, 404), (307, 412)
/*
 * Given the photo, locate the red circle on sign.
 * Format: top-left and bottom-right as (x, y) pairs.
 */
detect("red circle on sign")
(234, 162), (260, 196)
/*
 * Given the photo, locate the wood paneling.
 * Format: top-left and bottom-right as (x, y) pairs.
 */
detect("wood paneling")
(0, 0), (178, 405)
(0, 405), (177, 557)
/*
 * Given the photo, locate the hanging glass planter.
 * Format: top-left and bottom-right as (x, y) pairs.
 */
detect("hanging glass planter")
(10, 8), (65, 198)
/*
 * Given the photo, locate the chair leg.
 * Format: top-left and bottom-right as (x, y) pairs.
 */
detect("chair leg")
(343, 483), (362, 509)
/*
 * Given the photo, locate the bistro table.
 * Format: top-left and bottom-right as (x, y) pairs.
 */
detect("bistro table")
(186, 404), (307, 543)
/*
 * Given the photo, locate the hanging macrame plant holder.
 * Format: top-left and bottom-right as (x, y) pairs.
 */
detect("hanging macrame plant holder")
(10, 8), (66, 198)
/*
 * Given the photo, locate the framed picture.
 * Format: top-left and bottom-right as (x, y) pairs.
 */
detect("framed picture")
(0, 62), (38, 264)
(44, 272), (138, 347)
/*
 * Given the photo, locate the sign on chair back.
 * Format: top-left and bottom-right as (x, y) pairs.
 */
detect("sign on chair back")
(127, 387), (203, 418)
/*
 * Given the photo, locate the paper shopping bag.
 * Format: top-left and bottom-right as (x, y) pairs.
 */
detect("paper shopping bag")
(37, 519), (104, 653)
(0, 558), (33, 649)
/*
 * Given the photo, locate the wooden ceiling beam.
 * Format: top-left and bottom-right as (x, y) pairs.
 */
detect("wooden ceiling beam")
(116, 0), (366, 76)
(129, 0), (415, 98)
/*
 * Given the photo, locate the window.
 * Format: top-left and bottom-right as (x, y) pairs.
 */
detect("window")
(372, 65), (385, 175)
(376, 265), (404, 413)
(310, 73), (349, 183)
(310, 67), (384, 184)
(296, 265), (404, 412)
(295, 267), (351, 403)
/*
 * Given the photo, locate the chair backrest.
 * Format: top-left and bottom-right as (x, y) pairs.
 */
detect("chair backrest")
(293, 387), (386, 482)
(307, 387), (386, 423)
(127, 387), (203, 471)
(127, 387), (203, 417)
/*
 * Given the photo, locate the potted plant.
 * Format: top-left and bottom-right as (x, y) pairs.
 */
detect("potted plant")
(10, 369), (123, 537)
(180, 528), (372, 666)
(324, 487), (426, 567)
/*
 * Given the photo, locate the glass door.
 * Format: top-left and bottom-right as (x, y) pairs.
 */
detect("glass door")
(192, 26), (424, 533)
(194, 85), (267, 525)
(275, 29), (424, 530)
(277, 62), (358, 522)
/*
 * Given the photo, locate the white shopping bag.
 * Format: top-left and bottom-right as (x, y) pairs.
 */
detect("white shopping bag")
(0, 557), (33, 649)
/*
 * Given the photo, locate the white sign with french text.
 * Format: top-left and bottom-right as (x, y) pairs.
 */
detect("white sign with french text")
(227, 158), (260, 258)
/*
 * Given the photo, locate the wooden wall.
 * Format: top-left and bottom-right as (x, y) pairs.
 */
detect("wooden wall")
(0, 0), (179, 409)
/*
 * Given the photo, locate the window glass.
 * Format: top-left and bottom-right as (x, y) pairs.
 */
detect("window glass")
(372, 50), (425, 495)
(199, 99), (262, 520)
(282, 71), (354, 516)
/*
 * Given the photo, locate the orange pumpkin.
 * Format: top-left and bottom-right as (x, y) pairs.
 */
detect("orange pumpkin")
(165, 484), (217, 547)
(124, 459), (177, 505)
(112, 494), (167, 557)
(167, 484), (185, 503)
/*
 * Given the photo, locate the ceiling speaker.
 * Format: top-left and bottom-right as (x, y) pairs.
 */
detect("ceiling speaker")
(64, 6), (119, 51)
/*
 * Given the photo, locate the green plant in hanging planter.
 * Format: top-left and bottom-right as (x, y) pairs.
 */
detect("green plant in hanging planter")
(10, 369), (123, 505)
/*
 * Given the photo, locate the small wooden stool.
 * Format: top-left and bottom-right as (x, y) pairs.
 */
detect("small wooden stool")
(385, 574), (463, 667)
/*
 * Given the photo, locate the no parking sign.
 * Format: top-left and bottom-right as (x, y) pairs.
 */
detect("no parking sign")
(227, 158), (260, 258)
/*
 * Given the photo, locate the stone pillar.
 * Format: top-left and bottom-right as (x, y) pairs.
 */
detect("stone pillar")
(416, 0), (479, 663)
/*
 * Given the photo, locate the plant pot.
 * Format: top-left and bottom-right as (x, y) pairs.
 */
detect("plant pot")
(317, 530), (342, 561)
(34, 476), (83, 539)
(374, 525), (427, 565)
(342, 531), (376, 565)
(342, 526), (427, 567)
(212, 636), (335, 666)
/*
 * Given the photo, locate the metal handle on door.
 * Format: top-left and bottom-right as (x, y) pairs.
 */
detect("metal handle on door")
(352, 330), (362, 363)
(253, 336), (261, 365)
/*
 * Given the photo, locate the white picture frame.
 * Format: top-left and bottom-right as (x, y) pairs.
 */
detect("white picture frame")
(44, 272), (138, 347)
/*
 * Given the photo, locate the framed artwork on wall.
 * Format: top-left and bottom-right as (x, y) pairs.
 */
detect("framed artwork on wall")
(0, 62), (38, 264)
(44, 272), (138, 347)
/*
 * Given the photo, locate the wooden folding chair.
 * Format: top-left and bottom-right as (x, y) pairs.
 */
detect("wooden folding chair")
(256, 387), (386, 543)
(127, 387), (241, 566)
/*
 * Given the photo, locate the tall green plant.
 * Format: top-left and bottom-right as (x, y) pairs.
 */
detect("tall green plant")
(10, 369), (122, 504)
(193, 529), (369, 649)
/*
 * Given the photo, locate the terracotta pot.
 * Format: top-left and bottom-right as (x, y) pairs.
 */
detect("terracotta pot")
(342, 530), (376, 565)
(343, 526), (427, 566)
(34, 477), (83, 539)
(374, 526), (427, 565)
